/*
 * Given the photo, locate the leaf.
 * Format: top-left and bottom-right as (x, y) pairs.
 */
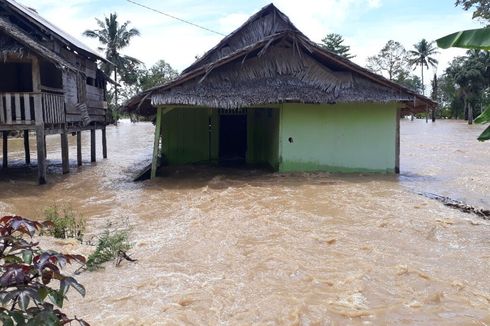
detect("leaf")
(22, 250), (33, 264)
(48, 291), (64, 308)
(436, 27), (490, 50)
(38, 286), (49, 302)
(18, 290), (30, 311)
(8, 310), (25, 324)
(478, 125), (490, 142)
(475, 107), (490, 124)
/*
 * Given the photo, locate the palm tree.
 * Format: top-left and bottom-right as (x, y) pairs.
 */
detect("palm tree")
(408, 39), (439, 96)
(83, 13), (141, 108)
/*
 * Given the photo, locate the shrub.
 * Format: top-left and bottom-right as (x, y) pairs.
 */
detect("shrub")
(85, 230), (134, 272)
(0, 215), (88, 325)
(43, 205), (85, 242)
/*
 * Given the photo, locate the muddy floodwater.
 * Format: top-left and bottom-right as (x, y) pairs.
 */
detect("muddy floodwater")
(0, 119), (489, 325)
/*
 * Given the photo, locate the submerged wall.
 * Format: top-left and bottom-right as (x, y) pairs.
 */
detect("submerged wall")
(162, 108), (218, 164)
(247, 108), (280, 169)
(278, 103), (398, 173)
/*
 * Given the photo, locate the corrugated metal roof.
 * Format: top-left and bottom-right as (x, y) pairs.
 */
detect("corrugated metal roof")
(4, 0), (105, 61)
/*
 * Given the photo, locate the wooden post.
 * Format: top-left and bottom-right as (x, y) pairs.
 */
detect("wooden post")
(395, 108), (401, 174)
(76, 131), (82, 166)
(151, 107), (163, 179)
(44, 136), (47, 158)
(36, 126), (46, 184)
(90, 128), (96, 162)
(23, 130), (31, 165)
(61, 132), (69, 174)
(102, 127), (107, 159)
(2, 131), (7, 169)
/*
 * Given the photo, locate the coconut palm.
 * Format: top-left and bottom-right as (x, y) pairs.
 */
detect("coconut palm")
(408, 39), (439, 96)
(83, 13), (141, 107)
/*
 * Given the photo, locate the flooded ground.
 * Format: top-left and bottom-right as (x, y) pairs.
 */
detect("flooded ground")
(0, 119), (489, 325)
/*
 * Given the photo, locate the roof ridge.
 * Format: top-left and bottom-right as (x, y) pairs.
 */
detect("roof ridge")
(2, 0), (105, 61)
(182, 3), (306, 74)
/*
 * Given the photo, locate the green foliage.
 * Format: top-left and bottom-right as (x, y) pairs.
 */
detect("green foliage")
(408, 39), (439, 95)
(320, 33), (355, 59)
(86, 230), (133, 271)
(475, 107), (490, 141)
(83, 12), (141, 107)
(437, 27), (490, 50)
(367, 40), (409, 80)
(43, 205), (85, 242)
(395, 72), (423, 94)
(139, 60), (179, 91)
(0, 215), (88, 325)
(455, 0), (490, 23)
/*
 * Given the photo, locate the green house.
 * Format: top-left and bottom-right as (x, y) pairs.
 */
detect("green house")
(124, 4), (435, 178)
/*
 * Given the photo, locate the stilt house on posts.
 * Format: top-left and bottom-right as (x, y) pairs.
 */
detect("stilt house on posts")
(123, 4), (436, 178)
(0, 0), (112, 184)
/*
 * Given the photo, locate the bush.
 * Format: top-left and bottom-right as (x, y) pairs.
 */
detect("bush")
(0, 215), (88, 325)
(85, 230), (134, 272)
(43, 205), (85, 242)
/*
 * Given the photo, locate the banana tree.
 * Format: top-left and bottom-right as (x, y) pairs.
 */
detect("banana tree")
(436, 27), (490, 141)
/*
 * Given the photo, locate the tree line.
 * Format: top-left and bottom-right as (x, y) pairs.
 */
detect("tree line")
(84, 1), (489, 126)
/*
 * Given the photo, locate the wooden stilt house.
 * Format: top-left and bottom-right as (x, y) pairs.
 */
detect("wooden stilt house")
(0, 0), (111, 184)
(124, 4), (436, 178)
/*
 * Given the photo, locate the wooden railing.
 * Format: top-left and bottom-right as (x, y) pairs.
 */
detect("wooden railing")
(42, 93), (65, 124)
(0, 92), (42, 125)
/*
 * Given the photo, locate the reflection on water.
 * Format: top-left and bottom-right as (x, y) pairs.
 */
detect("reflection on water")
(0, 119), (489, 325)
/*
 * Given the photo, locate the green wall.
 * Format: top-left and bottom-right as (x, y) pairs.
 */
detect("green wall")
(278, 103), (398, 173)
(246, 108), (280, 169)
(160, 103), (398, 173)
(162, 108), (218, 164)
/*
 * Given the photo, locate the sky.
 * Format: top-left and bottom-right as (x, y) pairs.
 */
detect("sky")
(18, 0), (483, 82)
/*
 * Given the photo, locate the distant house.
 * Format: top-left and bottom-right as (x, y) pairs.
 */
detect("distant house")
(124, 4), (435, 178)
(0, 0), (111, 184)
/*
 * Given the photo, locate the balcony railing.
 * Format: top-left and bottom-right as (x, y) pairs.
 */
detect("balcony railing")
(0, 92), (65, 126)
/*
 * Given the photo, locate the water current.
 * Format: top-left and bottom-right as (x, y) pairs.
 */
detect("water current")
(0, 119), (488, 325)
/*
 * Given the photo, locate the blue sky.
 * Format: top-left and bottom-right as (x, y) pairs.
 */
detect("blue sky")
(19, 0), (482, 80)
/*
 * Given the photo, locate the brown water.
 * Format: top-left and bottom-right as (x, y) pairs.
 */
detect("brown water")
(0, 119), (489, 325)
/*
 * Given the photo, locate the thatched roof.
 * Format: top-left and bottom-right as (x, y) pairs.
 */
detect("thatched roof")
(1, 0), (105, 62)
(0, 17), (80, 72)
(123, 4), (435, 116)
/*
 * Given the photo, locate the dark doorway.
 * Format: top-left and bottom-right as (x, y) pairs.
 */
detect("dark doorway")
(219, 114), (247, 164)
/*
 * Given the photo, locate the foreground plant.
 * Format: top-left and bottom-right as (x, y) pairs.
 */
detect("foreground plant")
(85, 230), (134, 272)
(0, 215), (88, 325)
(43, 205), (86, 242)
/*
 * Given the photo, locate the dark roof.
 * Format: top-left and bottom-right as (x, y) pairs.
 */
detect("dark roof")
(0, 17), (79, 71)
(123, 3), (436, 115)
(1, 0), (105, 62)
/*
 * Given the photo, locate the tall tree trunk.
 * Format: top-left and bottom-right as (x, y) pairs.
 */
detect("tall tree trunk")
(421, 64), (424, 96)
(468, 102), (473, 125)
(114, 68), (118, 108)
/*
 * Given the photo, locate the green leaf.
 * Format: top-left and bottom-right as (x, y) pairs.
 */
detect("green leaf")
(18, 291), (30, 311)
(22, 250), (33, 264)
(477, 125), (490, 142)
(48, 291), (64, 308)
(38, 286), (49, 302)
(436, 27), (490, 50)
(8, 310), (25, 324)
(475, 107), (490, 124)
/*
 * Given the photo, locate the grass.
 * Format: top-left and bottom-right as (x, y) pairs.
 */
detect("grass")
(43, 204), (85, 242)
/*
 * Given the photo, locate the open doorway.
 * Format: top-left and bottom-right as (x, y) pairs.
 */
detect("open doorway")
(219, 112), (247, 164)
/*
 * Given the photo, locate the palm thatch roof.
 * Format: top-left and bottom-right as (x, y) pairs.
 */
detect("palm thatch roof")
(1, 0), (105, 62)
(123, 4), (435, 115)
(0, 17), (79, 72)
